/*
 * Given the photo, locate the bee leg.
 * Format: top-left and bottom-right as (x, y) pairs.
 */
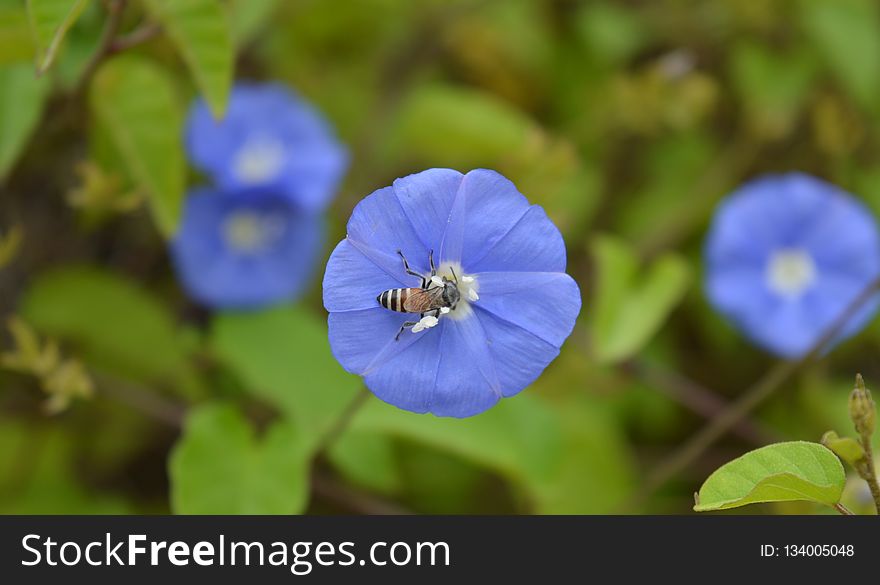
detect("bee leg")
(397, 249), (428, 288)
(429, 249), (437, 276)
(395, 320), (419, 341)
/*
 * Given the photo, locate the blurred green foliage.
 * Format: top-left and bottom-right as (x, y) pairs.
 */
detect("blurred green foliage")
(2, 0), (880, 515)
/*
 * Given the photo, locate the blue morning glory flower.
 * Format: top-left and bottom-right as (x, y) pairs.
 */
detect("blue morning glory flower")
(172, 187), (322, 309)
(323, 169), (581, 418)
(185, 82), (349, 212)
(705, 173), (880, 358)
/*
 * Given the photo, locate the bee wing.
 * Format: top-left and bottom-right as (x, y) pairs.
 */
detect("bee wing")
(403, 288), (436, 313)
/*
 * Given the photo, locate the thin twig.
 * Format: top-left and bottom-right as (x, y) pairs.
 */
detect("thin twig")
(73, 0), (127, 96)
(109, 22), (161, 54)
(627, 275), (880, 511)
(313, 387), (372, 455)
(623, 360), (779, 445)
(833, 502), (854, 516)
(92, 371), (186, 428)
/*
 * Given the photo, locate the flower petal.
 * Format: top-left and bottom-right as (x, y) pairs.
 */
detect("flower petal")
(347, 186), (433, 284)
(744, 300), (816, 358)
(804, 273), (880, 343)
(364, 326), (443, 415)
(283, 141), (349, 213)
(171, 189), (320, 308)
(185, 83), (348, 211)
(438, 172), (468, 265)
(474, 271), (581, 348)
(328, 307), (429, 375)
(393, 169), (463, 256)
(705, 264), (774, 322)
(476, 310), (561, 398)
(323, 239), (400, 312)
(803, 195), (880, 278)
(705, 172), (880, 358)
(468, 205), (566, 273)
(458, 169), (531, 268)
(429, 316), (502, 417)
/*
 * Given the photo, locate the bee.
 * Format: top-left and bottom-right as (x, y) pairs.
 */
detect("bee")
(377, 249), (460, 340)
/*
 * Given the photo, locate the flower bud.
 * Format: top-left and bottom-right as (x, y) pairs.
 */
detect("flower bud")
(849, 374), (876, 439)
(821, 430), (865, 467)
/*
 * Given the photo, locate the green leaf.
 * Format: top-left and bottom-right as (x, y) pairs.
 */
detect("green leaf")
(694, 441), (846, 512)
(525, 349), (638, 513)
(21, 266), (190, 383)
(25, 0), (90, 74)
(615, 131), (717, 241)
(0, 3), (36, 65)
(576, 2), (646, 66)
(211, 306), (361, 453)
(349, 394), (563, 492)
(169, 403), (309, 514)
(90, 56), (184, 237)
(387, 84), (534, 168)
(799, 0), (880, 108)
(591, 235), (690, 363)
(227, 0), (281, 46)
(142, 0), (233, 117)
(729, 42), (817, 139)
(0, 63), (50, 180)
(0, 420), (130, 514)
(328, 431), (402, 495)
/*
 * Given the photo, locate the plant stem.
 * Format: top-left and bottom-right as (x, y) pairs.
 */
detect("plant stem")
(313, 387), (372, 455)
(833, 503), (854, 516)
(627, 275), (880, 511)
(623, 360), (778, 445)
(93, 371), (186, 428)
(858, 440), (880, 514)
(74, 0), (127, 96)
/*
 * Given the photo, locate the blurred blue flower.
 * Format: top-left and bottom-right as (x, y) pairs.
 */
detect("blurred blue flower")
(185, 82), (349, 212)
(172, 188), (322, 309)
(705, 173), (880, 358)
(323, 169), (581, 417)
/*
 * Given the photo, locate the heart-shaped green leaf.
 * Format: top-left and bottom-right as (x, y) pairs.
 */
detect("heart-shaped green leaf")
(142, 0), (233, 117)
(90, 56), (184, 237)
(21, 266), (191, 383)
(211, 306), (361, 453)
(694, 441), (846, 512)
(328, 431), (403, 495)
(169, 403), (309, 514)
(25, 0), (90, 74)
(591, 235), (690, 363)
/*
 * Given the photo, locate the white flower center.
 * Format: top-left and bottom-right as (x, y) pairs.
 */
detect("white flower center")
(233, 135), (287, 185)
(222, 210), (286, 254)
(765, 248), (817, 299)
(436, 261), (478, 321)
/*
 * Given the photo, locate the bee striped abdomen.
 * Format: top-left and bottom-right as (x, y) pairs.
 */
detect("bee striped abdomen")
(377, 288), (412, 312)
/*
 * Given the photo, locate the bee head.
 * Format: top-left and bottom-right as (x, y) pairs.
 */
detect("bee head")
(442, 281), (461, 307)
